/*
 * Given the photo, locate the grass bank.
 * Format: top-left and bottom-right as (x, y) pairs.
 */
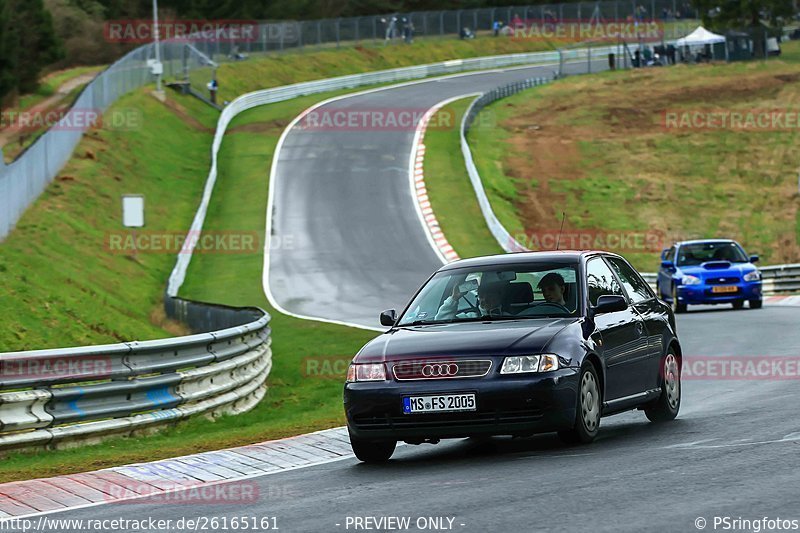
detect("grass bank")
(0, 91), (218, 351)
(464, 43), (800, 271)
(421, 98), (504, 259)
(198, 36), (558, 103)
(0, 89), (379, 483)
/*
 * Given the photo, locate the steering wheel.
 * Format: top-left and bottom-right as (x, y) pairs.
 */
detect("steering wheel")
(533, 301), (572, 313)
(456, 292), (481, 315)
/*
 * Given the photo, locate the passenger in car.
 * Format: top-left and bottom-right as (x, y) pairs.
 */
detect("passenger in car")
(538, 273), (567, 307)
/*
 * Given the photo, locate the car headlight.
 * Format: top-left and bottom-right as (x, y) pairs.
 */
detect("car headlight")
(680, 275), (701, 285)
(346, 363), (387, 382)
(744, 270), (761, 282)
(500, 354), (559, 374)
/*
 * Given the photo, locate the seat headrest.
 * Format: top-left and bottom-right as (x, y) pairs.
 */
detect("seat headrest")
(505, 282), (534, 304)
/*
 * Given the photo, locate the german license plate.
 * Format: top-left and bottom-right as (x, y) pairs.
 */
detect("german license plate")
(403, 394), (476, 414)
(712, 285), (738, 293)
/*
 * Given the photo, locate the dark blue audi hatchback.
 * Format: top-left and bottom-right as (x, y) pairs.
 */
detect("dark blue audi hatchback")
(344, 251), (683, 462)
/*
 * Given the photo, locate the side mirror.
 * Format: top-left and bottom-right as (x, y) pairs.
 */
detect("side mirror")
(592, 295), (628, 315)
(380, 309), (397, 327)
(661, 260), (675, 270)
(749, 254), (759, 263)
(660, 248), (670, 260)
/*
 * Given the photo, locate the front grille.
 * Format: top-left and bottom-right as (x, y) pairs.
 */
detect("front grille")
(392, 360), (492, 381)
(353, 408), (544, 430)
(706, 276), (740, 284)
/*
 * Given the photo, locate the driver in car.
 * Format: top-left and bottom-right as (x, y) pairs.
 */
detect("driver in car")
(537, 272), (567, 307)
(435, 281), (504, 320)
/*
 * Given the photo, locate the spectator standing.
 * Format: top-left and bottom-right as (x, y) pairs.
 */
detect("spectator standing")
(207, 78), (218, 104)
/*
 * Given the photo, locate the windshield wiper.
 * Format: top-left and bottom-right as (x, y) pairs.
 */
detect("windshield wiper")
(400, 320), (444, 327)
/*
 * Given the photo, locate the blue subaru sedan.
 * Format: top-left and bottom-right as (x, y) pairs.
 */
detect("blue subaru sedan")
(657, 239), (762, 313)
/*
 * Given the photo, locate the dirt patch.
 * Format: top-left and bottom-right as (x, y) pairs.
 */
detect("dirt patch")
(159, 97), (215, 133)
(490, 63), (800, 262)
(227, 119), (289, 135)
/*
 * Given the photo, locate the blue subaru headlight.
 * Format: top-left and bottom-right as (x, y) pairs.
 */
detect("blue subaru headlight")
(744, 270), (761, 282)
(680, 275), (701, 286)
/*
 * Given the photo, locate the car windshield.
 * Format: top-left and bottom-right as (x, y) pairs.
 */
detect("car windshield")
(397, 263), (580, 326)
(676, 242), (749, 266)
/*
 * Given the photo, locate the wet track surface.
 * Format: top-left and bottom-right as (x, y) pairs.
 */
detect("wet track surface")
(267, 60), (598, 328)
(39, 306), (800, 532)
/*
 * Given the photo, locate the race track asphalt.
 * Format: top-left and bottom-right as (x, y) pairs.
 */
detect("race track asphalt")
(266, 59), (604, 329)
(36, 306), (800, 532)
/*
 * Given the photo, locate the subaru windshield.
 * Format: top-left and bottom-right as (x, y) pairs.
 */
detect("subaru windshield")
(676, 242), (749, 266)
(397, 263), (580, 326)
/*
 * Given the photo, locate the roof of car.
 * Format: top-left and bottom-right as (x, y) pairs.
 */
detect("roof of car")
(438, 250), (614, 271)
(675, 239), (738, 246)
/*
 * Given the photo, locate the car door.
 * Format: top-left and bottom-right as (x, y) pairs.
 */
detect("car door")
(607, 256), (665, 393)
(586, 257), (649, 401)
(657, 245), (676, 299)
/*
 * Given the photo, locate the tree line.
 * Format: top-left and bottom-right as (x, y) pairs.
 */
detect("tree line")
(0, 0), (793, 106)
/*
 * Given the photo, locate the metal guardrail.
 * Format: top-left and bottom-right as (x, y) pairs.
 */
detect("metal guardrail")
(460, 76), (799, 296)
(0, 299), (271, 451)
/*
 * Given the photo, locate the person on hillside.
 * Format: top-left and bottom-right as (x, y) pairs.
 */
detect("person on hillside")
(207, 79), (218, 104)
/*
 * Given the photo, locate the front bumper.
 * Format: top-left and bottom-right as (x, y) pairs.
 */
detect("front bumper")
(344, 368), (579, 441)
(676, 282), (762, 305)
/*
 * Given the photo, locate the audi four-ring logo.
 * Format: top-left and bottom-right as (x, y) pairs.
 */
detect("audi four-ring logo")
(421, 363), (459, 377)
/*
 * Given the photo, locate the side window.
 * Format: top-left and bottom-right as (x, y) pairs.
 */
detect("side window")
(665, 246), (676, 262)
(586, 258), (623, 307)
(608, 257), (654, 303)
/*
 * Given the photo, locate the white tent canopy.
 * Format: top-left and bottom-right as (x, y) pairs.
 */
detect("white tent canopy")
(676, 26), (726, 46)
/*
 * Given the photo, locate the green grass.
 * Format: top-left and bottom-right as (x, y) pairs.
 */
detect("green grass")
(465, 43), (800, 271)
(0, 89), (381, 482)
(199, 35), (559, 103)
(0, 91), (218, 351)
(422, 98), (504, 259)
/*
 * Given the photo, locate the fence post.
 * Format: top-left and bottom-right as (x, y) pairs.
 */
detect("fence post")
(457, 10), (462, 34)
(317, 21), (321, 47)
(588, 44), (592, 73)
(372, 17), (377, 43)
(440, 11), (444, 36)
(336, 19), (341, 47)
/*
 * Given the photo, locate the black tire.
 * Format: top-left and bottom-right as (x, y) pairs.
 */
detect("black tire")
(349, 431), (396, 463)
(749, 299), (763, 309)
(558, 363), (601, 444)
(645, 350), (681, 422)
(732, 300), (745, 310)
(671, 285), (687, 314)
